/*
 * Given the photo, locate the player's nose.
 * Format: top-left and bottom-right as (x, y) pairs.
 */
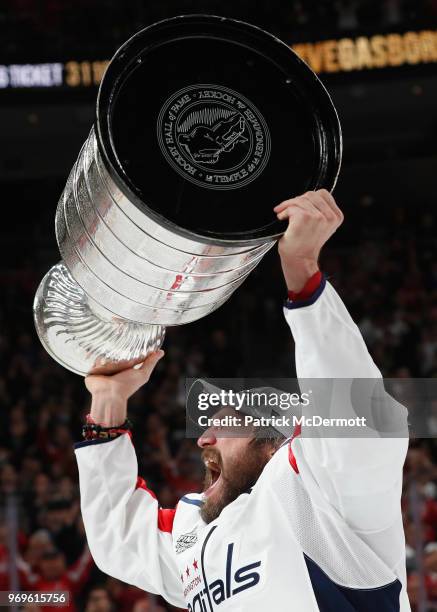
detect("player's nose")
(197, 428), (217, 448)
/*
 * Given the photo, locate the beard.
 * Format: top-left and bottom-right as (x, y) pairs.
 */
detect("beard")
(200, 441), (271, 524)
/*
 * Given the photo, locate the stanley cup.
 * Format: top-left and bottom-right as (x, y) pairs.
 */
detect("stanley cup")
(33, 15), (342, 376)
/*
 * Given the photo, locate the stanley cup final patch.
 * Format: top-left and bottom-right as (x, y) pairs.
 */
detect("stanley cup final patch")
(157, 84), (271, 190)
(176, 528), (199, 554)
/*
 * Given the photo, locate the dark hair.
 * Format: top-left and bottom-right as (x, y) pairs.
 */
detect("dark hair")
(251, 430), (287, 451)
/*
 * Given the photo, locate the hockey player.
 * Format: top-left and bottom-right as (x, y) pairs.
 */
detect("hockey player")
(75, 189), (410, 611)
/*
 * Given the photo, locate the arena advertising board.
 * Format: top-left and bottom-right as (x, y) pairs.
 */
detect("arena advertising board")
(1, 29), (437, 89)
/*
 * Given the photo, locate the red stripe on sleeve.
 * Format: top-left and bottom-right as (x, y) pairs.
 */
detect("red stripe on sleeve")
(136, 477), (157, 499)
(136, 478), (176, 533)
(158, 509), (176, 533)
(287, 270), (322, 302)
(288, 423), (302, 474)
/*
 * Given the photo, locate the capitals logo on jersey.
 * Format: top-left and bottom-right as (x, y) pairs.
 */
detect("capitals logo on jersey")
(186, 542), (262, 611)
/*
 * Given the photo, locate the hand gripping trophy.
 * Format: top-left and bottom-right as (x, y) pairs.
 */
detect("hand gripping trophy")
(33, 15), (342, 375)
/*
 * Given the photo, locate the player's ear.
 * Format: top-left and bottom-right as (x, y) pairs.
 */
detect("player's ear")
(264, 441), (276, 459)
(268, 437), (286, 458)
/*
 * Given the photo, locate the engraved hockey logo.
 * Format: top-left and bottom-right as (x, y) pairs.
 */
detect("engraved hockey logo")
(178, 109), (247, 166)
(157, 84), (271, 190)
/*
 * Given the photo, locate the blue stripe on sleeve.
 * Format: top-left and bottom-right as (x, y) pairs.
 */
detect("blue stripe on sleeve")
(284, 275), (327, 310)
(304, 554), (401, 611)
(74, 437), (120, 450)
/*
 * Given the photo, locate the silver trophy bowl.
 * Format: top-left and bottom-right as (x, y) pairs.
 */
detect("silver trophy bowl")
(33, 16), (342, 376)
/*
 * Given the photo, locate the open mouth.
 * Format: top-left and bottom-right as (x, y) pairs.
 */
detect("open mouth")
(204, 459), (222, 497)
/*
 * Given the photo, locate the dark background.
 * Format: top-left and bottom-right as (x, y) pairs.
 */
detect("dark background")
(1, 1), (437, 611)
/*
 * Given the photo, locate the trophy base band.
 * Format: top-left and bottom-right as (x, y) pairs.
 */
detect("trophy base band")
(34, 263), (165, 376)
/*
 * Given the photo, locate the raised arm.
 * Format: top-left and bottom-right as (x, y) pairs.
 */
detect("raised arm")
(276, 191), (409, 533)
(74, 352), (185, 608)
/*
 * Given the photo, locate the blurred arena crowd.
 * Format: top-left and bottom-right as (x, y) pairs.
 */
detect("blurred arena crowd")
(0, 0), (436, 609)
(0, 194), (436, 610)
(2, 0), (437, 59)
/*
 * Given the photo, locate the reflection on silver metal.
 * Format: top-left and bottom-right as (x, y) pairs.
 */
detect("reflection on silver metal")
(34, 128), (274, 376)
(34, 263), (166, 376)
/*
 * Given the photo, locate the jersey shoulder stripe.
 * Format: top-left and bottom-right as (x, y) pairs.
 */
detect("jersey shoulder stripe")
(180, 495), (204, 508)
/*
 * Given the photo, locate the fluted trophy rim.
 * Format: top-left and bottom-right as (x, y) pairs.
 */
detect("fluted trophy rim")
(95, 14), (342, 247)
(34, 263), (166, 376)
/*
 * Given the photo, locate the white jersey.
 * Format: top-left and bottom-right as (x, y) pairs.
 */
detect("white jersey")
(75, 280), (411, 611)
